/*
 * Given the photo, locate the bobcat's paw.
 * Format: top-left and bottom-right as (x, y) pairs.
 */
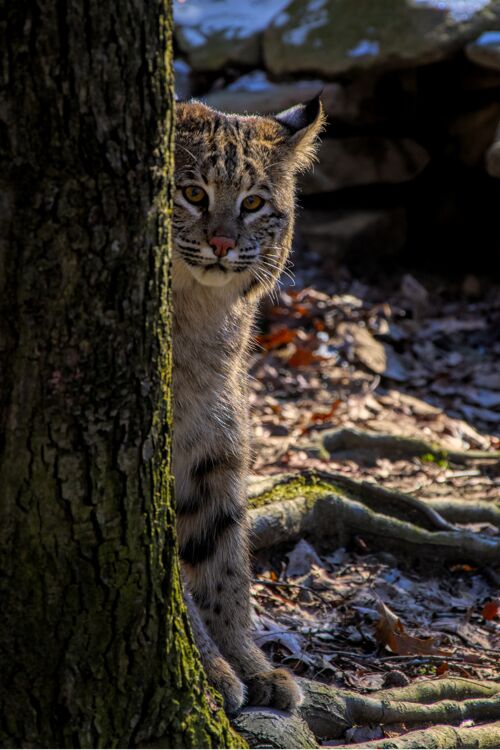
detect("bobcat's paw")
(246, 667), (303, 711)
(207, 656), (246, 716)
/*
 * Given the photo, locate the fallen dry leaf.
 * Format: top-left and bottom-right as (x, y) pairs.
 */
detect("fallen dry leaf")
(375, 600), (449, 656)
(481, 601), (500, 621)
(257, 326), (296, 350)
(310, 400), (342, 424)
(288, 347), (321, 367)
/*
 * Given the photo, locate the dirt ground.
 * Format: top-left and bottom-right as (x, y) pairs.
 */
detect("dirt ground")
(248, 254), (499, 743)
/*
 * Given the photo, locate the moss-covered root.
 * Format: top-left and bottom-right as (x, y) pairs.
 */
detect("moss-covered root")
(335, 722), (500, 749)
(248, 472), (500, 564)
(300, 678), (500, 739)
(322, 428), (500, 465)
(233, 708), (318, 749)
(232, 680), (500, 749)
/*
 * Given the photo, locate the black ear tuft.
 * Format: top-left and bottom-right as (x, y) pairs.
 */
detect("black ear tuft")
(275, 93), (323, 134)
(274, 94), (325, 172)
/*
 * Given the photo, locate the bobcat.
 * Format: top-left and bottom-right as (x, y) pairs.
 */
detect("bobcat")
(173, 97), (324, 714)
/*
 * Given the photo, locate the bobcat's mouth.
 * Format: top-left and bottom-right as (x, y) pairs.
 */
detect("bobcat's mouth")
(204, 262), (227, 273)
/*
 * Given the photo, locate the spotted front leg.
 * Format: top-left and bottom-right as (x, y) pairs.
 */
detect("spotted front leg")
(177, 452), (302, 712)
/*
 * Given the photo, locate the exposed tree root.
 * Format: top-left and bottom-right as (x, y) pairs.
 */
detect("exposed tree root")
(300, 679), (500, 739)
(423, 497), (500, 527)
(248, 471), (500, 564)
(336, 722), (500, 748)
(322, 428), (500, 465)
(233, 708), (317, 749)
(234, 680), (500, 749)
(242, 458), (500, 748)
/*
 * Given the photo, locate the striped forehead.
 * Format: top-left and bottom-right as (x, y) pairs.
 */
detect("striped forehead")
(177, 116), (275, 187)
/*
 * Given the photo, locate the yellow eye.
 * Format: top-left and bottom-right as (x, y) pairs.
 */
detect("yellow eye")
(242, 195), (264, 212)
(183, 185), (208, 205)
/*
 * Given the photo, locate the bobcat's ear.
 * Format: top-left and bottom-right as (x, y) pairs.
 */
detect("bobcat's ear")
(275, 95), (325, 172)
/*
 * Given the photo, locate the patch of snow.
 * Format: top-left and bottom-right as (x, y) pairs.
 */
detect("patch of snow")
(473, 30), (500, 45)
(227, 71), (271, 92)
(282, 2), (328, 45)
(174, 59), (191, 75)
(274, 11), (290, 26)
(174, 0), (291, 40)
(410, 0), (491, 23)
(180, 26), (205, 47)
(347, 39), (380, 58)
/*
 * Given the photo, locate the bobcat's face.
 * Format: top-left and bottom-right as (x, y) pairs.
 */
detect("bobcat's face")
(173, 99), (324, 293)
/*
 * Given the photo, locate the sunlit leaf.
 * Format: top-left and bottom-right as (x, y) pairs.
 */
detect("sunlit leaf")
(481, 600), (499, 621)
(257, 326), (296, 350)
(375, 600), (450, 657)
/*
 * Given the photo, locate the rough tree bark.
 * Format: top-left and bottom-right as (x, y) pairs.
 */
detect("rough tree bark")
(0, 2), (240, 747)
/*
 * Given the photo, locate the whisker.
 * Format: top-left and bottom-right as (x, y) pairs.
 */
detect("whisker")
(177, 143), (198, 162)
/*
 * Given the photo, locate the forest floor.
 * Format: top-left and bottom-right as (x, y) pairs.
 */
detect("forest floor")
(248, 256), (499, 745)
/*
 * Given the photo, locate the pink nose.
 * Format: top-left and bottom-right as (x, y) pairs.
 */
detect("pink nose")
(209, 235), (236, 258)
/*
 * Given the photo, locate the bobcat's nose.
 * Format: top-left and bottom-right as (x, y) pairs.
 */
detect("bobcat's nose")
(209, 235), (236, 258)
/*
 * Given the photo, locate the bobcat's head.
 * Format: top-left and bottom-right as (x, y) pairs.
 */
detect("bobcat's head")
(173, 98), (324, 296)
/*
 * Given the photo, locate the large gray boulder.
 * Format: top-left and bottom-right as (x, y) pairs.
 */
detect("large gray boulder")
(302, 137), (430, 194)
(174, 0), (290, 71)
(201, 71), (383, 124)
(202, 74), (341, 117)
(298, 208), (407, 262)
(264, 0), (500, 77)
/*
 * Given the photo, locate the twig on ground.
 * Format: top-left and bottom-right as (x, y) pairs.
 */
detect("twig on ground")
(252, 577), (330, 605)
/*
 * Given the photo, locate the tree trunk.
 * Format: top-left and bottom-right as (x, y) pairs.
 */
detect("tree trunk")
(0, 2), (240, 747)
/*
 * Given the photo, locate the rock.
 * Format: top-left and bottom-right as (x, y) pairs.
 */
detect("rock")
(264, 0), (500, 78)
(449, 103), (500, 167)
(298, 208), (407, 263)
(175, 26), (260, 72)
(301, 137), (430, 194)
(285, 539), (323, 578)
(400, 273), (429, 309)
(466, 30), (500, 70)
(202, 70), (342, 115)
(337, 323), (409, 381)
(173, 0), (291, 71)
(203, 72), (386, 124)
(462, 274), (482, 297)
(382, 670), (411, 688)
(203, 72), (341, 116)
(486, 122), (500, 176)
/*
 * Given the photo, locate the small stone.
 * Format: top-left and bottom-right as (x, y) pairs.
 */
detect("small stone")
(378, 552), (398, 567)
(400, 274), (429, 308)
(298, 588), (314, 603)
(382, 670), (411, 688)
(462, 274), (482, 298)
(285, 539), (322, 578)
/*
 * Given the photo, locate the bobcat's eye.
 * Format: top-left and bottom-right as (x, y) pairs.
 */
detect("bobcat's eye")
(183, 185), (208, 205)
(242, 195), (264, 212)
